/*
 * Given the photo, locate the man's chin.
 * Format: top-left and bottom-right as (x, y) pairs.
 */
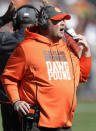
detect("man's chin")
(58, 32), (64, 37)
(58, 34), (64, 39)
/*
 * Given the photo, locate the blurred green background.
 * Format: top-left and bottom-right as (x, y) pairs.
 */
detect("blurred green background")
(72, 102), (96, 131)
(0, 102), (96, 131)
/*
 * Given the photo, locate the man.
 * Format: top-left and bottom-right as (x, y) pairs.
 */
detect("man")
(1, 5), (91, 131)
(0, 2), (39, 131)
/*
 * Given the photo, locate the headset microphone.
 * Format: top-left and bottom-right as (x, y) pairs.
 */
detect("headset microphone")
(64, 26), (82, 58)
(64, 26), (78, 40)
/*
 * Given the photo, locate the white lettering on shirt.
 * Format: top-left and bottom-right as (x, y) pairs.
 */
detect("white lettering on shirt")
(46, 61), (71, 80)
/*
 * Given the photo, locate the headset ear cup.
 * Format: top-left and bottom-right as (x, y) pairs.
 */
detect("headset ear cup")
(38, 7), (48, 29)
(38, 17), (48, 29)
(12, 5), (39, 31)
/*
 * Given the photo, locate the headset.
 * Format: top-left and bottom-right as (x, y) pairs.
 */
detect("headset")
(12, 5), (39, 31)
(38, 6), (50, 29)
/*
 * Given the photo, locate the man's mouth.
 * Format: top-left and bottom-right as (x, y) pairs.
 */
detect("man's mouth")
(60, 28), (64, 32)
(59, 28), (64, 34)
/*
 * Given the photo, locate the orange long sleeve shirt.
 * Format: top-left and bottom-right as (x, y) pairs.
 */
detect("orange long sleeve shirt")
(1, 28), (91, 128)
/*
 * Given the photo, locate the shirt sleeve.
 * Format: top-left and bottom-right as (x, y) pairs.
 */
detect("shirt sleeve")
(0, 45), (27, 103)
(79, 56), (91, 82)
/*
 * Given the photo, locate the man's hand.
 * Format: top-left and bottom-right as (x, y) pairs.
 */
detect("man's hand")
(40, 0), (52, 8)
(73, 34), (91, 57)
(3, 1), (16, 24)
(13, 100), (30, 116)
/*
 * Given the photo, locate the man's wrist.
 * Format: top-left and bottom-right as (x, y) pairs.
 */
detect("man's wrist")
(12, 99), (20, 108)
(82, 47), (91, 57)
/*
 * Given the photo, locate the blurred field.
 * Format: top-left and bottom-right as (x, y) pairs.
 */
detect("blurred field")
(0, 102), (96, 131)
(72, 102), (96, 131)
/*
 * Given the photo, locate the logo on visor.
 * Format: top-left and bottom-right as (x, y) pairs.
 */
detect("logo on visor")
(54, 7), (62, 13)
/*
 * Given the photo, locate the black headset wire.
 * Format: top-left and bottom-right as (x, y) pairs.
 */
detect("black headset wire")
(36, 83), (38, 106)
(49, 43), (76, 126)
(64, 44), (76, 126)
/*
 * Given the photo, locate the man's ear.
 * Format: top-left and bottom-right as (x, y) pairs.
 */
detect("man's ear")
(64, 20), (66, 25)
